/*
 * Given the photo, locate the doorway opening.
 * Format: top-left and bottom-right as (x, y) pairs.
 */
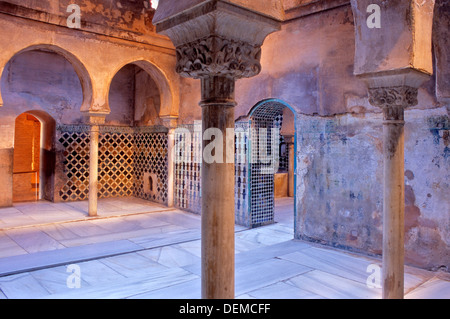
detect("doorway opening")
(13, 113), (41, 202)
(248, 99), (296, 229)
(13, 111), (56, 203)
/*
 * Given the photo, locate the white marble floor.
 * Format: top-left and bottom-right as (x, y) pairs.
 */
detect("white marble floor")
(0, 197), (449, 299)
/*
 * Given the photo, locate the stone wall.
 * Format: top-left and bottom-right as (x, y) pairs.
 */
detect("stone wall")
(295, 108), (449, 271)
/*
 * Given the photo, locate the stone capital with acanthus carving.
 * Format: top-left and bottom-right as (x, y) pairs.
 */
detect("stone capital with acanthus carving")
(368, 86), (419, 122)
(176, 36), (262, 79)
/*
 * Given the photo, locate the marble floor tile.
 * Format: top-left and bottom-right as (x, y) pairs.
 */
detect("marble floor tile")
(59, 220), (112, 238)
(137, 246), (200, 268)
(89, 217), (144, 233)
(286, 270), (382, 299)
(278, 247), (378, 284)
(26, 211), (75, 224)
(235, 258), (312, 296)
(130, 228), (201, 249)
(152, 211), (202, 229)
(0, 272), (51, 299)
(60, 224), (183, 248)
(46, 267), (198, 299)
(5, 228), (65, 253)
(0, 207), (23, 215)
(172, 240), (202, 258)
(128, 277), (201, 299)
(235, 240), (310, 268)
(234, 236), (267, 253)
(406, 276), (450, 299)
(14, 203), (59, 212)
(0, 240), (142, 277)
(30, 264), (91, 294)
(0, 231), (28, 258)
(235, 226), (294, 248)
(246, 281), (324, 299)
(0, 214), (35, 228)
(235, 294), (256, 299)
(71, 259), (127, 286)
(38, 224), (80, 242)
(122, 213), (171, 229)
(99, 252), (169, 278)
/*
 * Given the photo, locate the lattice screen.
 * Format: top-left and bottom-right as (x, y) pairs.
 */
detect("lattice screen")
(133, 130), (168, 204)
(99, 131), (134, 198)
(174, 122), (202, 214)
(235, 121), (250, 226)
(57, 125), (168, 205)
(249, 102), (285, 227)
(172, 121), (251, 225)
(58, 129), (90, 201)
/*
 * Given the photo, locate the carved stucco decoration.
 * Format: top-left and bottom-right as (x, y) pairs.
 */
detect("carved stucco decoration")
(175, 36), (262, 79)
(368, 86), (419, 121)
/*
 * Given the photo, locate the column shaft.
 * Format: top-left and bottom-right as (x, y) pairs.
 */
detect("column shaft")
(287, 142), (295, 197)
(382, 109), (405, 299)
(167, 128), (175, 207)
(200, 76), (236, 299)
(88, 125), (99, 217)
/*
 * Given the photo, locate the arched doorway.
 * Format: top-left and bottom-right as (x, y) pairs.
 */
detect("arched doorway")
(13, 111), (56, 202)
(102, 62), (168, 204)
(248, 99), (297, 229)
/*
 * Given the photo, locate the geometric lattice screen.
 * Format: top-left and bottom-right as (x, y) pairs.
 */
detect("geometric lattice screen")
(99, 131), (134, 199)
(173, 121), (251, 226)
(172, 113), (285, 228)
(235, 121), (250, 226)
(58, 129), (91, 201)
(57, 125), (168, 205)
(248, 104), (284, 227)
(174, 122), (202, 214)
(133, 130), (168, 204)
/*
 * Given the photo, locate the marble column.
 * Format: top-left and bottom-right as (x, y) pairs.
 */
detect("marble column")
(369, 86), (418, 299)
(162, 117), (178, 208)
(87, 115), (105, 217)
(285, 135), (295, 198)
(200, 76), (236, 299)
(152, 0), (280, 299)
(173, 37), (271, 299)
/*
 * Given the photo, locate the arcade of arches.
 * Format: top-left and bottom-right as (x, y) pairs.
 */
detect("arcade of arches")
(0, 0), (448, 300)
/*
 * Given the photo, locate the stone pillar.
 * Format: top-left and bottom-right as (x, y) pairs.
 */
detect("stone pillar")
(285, 135), (295, 198)
(162, 117), (178, 208)
(152, 0), (280, 299)
(200, 76), (236, 299)
(87, 115), (105, 217)
(369, 86), (418, 299)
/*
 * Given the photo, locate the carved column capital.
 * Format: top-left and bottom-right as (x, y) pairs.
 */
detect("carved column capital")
(84, 113), (106, 127)
(176, 36), (262, 80)
(160, 116), (178, 130)
(368, 86), (418, 122)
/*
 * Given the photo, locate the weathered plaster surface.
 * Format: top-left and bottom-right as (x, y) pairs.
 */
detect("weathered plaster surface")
(0, 11), (179, 117)
(295, 108), (449, 270)
(351, 0), (435, 76)
(433, 0), (450, 105)
(1, 50), (84, 125)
